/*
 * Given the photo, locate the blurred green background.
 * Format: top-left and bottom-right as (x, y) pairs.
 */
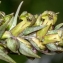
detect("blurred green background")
(0, 0), (63, 63)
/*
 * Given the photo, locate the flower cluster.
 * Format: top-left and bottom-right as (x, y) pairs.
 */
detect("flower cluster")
(0, 1), (63, 63)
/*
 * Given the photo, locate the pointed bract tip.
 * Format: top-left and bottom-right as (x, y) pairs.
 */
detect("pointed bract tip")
(56, 12), (59, 14)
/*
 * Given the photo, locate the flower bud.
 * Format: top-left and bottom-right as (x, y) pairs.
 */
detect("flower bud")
(27, 37), (45, 52)
(6, 37), (19, 53)
(43, 34), (61, 44)
(17, 37), (40, 58)
(46, 43), (58, 51)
